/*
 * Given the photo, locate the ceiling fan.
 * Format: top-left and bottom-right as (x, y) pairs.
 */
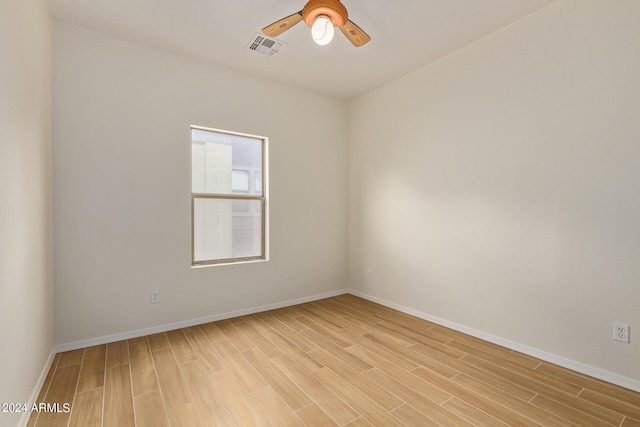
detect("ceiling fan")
(262, 0), (371, 47)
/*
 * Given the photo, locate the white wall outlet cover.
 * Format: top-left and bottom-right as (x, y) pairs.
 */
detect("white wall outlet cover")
(151, 290), (160, 304)
(613, 322), (630, 343)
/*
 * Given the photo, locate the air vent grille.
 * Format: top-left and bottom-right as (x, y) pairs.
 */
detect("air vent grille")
(247, 33), (285, 56)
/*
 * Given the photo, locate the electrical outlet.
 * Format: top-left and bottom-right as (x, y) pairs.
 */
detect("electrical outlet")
(613, 322), (629, 343)
(366, 268), (373, 280)
(151, 290), (160, 304)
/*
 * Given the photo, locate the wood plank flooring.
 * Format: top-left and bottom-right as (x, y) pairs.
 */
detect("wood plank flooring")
(28, 295), (640, 426)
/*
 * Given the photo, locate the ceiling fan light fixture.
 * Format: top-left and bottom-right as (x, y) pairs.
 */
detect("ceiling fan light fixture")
(261, 0), (370, 47)
(311, 15), (334, 45)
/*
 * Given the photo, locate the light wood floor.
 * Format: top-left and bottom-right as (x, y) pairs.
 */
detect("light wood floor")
(29, 294), (640, 426)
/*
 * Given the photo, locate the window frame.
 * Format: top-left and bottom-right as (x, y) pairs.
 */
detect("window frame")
(190, 125), (268, 267)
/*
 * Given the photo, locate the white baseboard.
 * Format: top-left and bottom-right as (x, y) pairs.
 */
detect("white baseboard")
(55, 289), (348, 352)
(18, 348), (56, 427)
(347, 289), (640, 393)
(53, 287), (640, 393)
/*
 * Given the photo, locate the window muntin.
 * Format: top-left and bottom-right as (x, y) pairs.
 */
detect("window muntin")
(191, 126), (267, 266)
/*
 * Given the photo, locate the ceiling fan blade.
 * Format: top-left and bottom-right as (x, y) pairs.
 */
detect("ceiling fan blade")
(262, 11), (304, 37)
(339, 19), (371, 47)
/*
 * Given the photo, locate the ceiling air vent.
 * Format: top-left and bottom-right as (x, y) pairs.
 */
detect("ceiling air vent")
(247, 33), (285, 56)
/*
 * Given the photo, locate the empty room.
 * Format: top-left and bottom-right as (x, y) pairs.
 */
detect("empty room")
(1, 0), (639, 426)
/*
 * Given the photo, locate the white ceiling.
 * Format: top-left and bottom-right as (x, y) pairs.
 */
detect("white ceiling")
(46, 0), (555, 100)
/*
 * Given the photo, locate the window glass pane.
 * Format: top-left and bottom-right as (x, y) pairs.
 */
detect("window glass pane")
(193, 198), (262, 262)
(192, 129), (262, 195)
(232, 199), (249, 213)
(254, 171), (262, 195)
(231, 200), (263, 258)
(232, 170), (249, 193)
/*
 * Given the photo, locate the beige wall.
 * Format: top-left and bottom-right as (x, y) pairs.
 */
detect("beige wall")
(0, 1), (54, 426)
(19, 0), (637, 405)
(348, 0), (640, 383)
(53, 22), (348, 345)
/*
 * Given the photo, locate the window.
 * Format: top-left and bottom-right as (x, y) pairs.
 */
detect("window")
(191, 126), (268, 266)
